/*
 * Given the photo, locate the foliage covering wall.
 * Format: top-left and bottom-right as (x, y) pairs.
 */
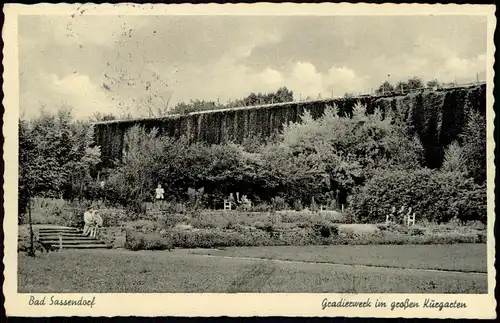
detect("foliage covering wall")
(94, 85), (486, 169)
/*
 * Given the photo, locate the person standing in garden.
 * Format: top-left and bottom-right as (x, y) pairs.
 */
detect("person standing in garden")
(155, 184), (165, 201)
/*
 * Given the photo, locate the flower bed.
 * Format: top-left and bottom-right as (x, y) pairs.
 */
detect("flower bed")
(121, 224), (486, 251)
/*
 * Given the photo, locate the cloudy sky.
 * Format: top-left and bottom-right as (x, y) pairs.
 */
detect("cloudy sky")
(19, 14), (487, 119)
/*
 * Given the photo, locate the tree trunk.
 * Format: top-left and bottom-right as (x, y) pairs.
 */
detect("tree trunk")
(27, 192), (35, 257)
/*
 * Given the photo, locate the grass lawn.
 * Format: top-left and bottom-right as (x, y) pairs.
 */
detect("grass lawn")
(187, 244), (487, 273)
(18, 246), (487, 293)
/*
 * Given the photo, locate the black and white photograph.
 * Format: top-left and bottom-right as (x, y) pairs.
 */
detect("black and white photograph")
(3, 3), (496, 318)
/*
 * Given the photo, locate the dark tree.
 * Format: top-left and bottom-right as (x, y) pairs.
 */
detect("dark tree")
(407, 77), (424, 90)
(375, 81), (395, 94)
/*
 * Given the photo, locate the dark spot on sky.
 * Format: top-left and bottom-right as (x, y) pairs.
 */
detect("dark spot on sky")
(102, 83), (111, 91)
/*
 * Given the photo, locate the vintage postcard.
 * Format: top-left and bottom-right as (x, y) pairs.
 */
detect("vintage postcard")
(2, 2), (496, 318)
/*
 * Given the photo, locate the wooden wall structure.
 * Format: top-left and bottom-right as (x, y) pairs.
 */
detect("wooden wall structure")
(93, 84), (486, 168)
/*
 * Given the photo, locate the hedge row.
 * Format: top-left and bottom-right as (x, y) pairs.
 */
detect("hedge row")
(123, 226), (486, 250)
(350, 168), (486, 224)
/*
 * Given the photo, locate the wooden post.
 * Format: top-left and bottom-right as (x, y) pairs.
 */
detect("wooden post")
(58, 234), (63, 251)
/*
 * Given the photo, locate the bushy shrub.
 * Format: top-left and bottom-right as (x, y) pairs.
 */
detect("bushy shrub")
(331, 232), (484, 245)
(124, 229), (173, 251)
(122, 221), (486, 248)
(251, 202), (272, 212)
(96, 227), (124, 247)
(95, 209), (127, 227)
(341, 209), (360, 224)
(21, 198), (88, 227)
(292, 199), (303, 211)
(189, 215), (219, 229)
(123, 220), (159, 234)
(63, 202), (86, 228)
(310, 197), (319, 212)
(278, 211), (309, 224)
(147, 201), (188, 215)
(156, 213), (189, 229)
(165, 227), (335, 248)
(278, 103), (425, 202)
(455, 184), (487, 224)
(409, 227), (426, 236)
(103, 128), (274, 208)
(22, 198), (67, 225)
(187, 187), (205, 216)
(271, 196), (287, 211)
(376, 223), (410, 234)
(278, 210), (343, 226)
(351, 168), (486, 224)
(441, 141), (467, 173)
(166, 229), (269, 248)
(313, 220), (339, 238)
(460, 109), (486, 183)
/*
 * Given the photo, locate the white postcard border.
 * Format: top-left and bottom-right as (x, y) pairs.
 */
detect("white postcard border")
(2, 3), (497, 318)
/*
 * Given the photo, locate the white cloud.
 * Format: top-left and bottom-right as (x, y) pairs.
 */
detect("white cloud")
(165, 60), (368, 106)
(327, 66), (356, 82)
(259, 68), (284, 86)
(289, 62), (325, 97)
(436, 54), (486, 82)
(21, 73), (116, 119)
(162, 31), (287, 106)
(283, 62), (366, 98)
